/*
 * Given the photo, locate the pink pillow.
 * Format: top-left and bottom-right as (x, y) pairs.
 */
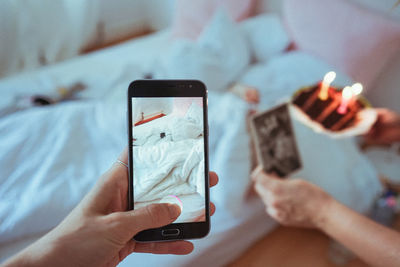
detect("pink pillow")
(171, 0), (256, 40)
(283, 0), (400, 89)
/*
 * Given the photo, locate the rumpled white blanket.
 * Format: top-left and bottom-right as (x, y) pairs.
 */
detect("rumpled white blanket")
(134, 138), (204, 202)
(133, 103), (205, 202)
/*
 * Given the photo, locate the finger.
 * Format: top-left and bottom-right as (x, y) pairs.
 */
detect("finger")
(82, 148), (129, 213)
(254, 181), (265, 196)
(210, 202), (216, 216)
(364, 128), (376, 141)
(120, 203), (181, 235)
(90, 147), (128, 192)
(266, 206), (283, 222)
(251, 166), (281, 181)
(251, 166), (281, 187)
(364, 119), (380, 139)
(209, 171), (218, 187)
(119, 240), (137, 261)
(134, 241), (194, 255)
(112, 147), (129, 174)
(254, 181), (273, 204)
(251, 166), (263, 181)
(118, 147), (128, 163)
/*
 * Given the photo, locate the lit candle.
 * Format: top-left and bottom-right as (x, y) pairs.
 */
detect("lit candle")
(318, 71), (336, 100)
(350, 83), (363, 96)
(337, 86), (352, 114)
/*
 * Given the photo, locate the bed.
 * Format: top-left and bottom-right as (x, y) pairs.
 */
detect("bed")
(0, 1), (398, 266)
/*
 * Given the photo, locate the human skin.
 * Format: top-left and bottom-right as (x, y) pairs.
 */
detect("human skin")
(252, 167), (400, 267)
(229, 83), (260, 104)
(364, 108), (400, 145)
(3, 149), (218, 267)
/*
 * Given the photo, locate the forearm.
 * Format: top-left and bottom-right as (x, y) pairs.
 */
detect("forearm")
(318, 198), (400, 267)
(2, 233), (61, 267)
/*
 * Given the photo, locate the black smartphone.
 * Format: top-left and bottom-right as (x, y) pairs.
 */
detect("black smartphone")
(127, 80), (210, 242)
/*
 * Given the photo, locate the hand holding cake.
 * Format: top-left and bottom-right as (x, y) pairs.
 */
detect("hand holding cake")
(364, 108), (400, 145)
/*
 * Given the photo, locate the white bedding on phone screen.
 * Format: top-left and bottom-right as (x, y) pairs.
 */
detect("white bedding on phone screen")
(133, 138), (204, 202)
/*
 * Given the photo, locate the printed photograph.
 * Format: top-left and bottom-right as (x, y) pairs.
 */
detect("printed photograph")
(251, 104), (302, 178)
(131, 97), (205, 223)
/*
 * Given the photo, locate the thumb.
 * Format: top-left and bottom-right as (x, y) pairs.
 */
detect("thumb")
(121, 203), (181, 235)
(250, 165), (264, 181)
(251, 166), (281, 190)
(251, 166), (281, 182)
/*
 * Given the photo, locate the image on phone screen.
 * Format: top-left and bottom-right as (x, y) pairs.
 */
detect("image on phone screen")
(131, 97), (206, 223)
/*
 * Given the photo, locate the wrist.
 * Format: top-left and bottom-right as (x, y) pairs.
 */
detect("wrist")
(4, 230), (65, 267)
(313, 193), (336, 230)
(4, 240), (55, 267)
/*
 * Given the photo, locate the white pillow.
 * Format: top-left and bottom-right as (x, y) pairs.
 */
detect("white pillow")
(170, 103), (203, 141)
(155, 9), (250, 91)
(239, 14), (291, 62)
(239, 51), (353, 110)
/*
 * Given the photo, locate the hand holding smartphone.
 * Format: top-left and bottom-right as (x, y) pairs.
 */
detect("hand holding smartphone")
(128, 80), (210, 242)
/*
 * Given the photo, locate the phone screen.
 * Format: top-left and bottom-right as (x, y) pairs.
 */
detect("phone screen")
(131, 96), (206, 223)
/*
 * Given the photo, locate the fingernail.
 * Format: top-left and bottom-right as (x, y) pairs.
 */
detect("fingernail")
(167, 204), (181, 219)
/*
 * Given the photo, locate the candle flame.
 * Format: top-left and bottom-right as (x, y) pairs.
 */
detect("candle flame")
(323, 71), (336, 84)
(351, 83), (363, 95)
(342, 86), (353, 100)
(319, 71), (337, 100)
(337, 86), (352, 114)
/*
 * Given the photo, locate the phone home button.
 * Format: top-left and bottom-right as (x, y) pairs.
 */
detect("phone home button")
(161, 229), (180, 237)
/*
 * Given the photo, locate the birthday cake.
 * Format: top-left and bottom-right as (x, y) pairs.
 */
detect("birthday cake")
(290, 72), (377, 137)
(292, 84), (366, 131)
